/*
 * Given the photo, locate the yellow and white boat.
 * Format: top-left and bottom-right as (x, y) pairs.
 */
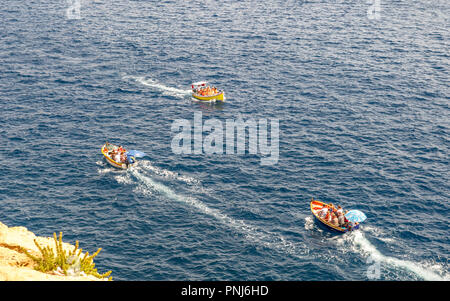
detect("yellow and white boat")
(191, 81), (225, 102)
(101, 142), (137, 169)
(310, 198), (361, 233)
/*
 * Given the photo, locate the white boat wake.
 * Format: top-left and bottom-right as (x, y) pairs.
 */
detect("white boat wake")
(349, 229), (448, 281)
(137, 161), (200, 186)
(124, 75), (191, 98)
(305, 215), (448, 280)
(107, 162), (311, 259)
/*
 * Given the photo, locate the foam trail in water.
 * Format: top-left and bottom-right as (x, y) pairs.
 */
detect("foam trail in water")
(304, 216), (316, 231)
(137, 161), (200, 186)
(126, 76), (191, 98)
(129, 168), (308, 257)
(114, 172), (134, 185)
(352, 231), (449, 281)
(363, 225), (395, 243)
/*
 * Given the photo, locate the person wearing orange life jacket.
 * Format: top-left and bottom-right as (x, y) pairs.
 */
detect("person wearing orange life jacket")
(323, 203), (333, 220)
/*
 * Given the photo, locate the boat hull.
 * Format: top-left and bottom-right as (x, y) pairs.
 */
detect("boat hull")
(101, 144), (137, 169)
(192, 91), (225, 102)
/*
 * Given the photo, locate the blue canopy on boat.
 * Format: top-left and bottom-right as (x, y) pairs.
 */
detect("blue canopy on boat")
(126, 150), (147, 158)
(345, 210), (367, 223)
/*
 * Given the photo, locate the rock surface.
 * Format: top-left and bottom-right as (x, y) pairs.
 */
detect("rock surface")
(0, 221), (102, 281)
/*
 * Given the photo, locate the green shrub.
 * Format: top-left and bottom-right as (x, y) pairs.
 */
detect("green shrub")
(24, 232), (112, 280)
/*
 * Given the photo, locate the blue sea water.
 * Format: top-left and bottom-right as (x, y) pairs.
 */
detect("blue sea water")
(0, 0), (449, 281)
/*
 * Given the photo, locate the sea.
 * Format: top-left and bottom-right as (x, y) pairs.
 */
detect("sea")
(0, 0), (448, 281)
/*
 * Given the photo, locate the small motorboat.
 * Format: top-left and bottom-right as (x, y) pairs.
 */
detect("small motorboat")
(191, 81), (225, 102)
(310, 198), (363, 233)
(101, 142), (137, 169)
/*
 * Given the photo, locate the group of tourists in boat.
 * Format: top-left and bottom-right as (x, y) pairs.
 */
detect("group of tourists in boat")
(191, 81), (225, 102)
(310, 198), (365, 233)
(101, 142), (136, 169)
(193, 85), (220, 96)
(105, 144), (129, 164)
(317, 202), (359, 231)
